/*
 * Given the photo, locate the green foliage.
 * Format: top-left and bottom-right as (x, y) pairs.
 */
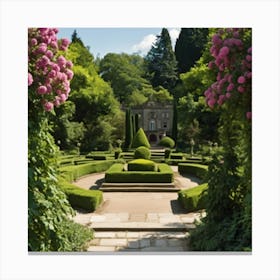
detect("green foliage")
(128, 159), (157, 171)
(158, 136), (175, 148)
(60, 160), (116, 182)
(172, 99), (178, 143)
(134, 146), (151, 159)
(145, 28), (178, 90)
(99, 53), (149, 103)
(58, 178), (103, 212)
(105, 163), (173, 183)
(178, 163), (208, 180)
(131, 128), (150, 148)
(175, 28), (209, 73)
(178, 183), (208, 212)
(164, 148), (172, 159)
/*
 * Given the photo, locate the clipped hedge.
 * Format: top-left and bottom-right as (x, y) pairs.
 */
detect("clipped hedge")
(178, 183), (208, 212)
(134, 146), (151, 159)
(105, 163), (173, 183)
(178, 163), (208, 181)
(60, 160), (117, 182)
(158, 136), (175, 148)
(128, 159), (157, 171)
(131, 128), (150, 148)
(58, 178), (103, 212)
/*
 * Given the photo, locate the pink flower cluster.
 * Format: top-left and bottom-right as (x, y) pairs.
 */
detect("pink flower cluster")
(204, 28), (252, 120)
(28, 28), (73, 112)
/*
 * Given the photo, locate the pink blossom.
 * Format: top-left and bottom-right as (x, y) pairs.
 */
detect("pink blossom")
(65, 69), (74, 80)
(66, 60), (73, 68)
(54, 97), (61, 107)
(50, 41), (58, 49)
(43, 101), (54, 112)
(246, 72), (252, 79)
(37, 85), (48, 95)
(59, 94), (67, 102)
(246, 55), (251, 62)
(208, 61), (214, 69)
(57, 55), (66, 67)
(207, 99), (216, 108)
(31, 38), (37, 46)
(212, 34), (222, 45)
(61, 38), (70, 47)
(48, 70), (57, 78)
(46, 50), (53, 59)
(247, 47), (252, 54)
(37, 43), (47, 54)
(246, 112), (252, 120)
(237, 76), (246, 84)
(225, 92), (231, 99)
(237, 86), (245, 93)
(219, 46), (230, 58)
(28, 73), (33, 86)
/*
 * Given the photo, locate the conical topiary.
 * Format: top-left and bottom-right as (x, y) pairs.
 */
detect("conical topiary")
(131, 128), (150, 149)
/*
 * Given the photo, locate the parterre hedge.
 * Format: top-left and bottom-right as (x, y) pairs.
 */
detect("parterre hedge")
(58, 178), (103, 212)
(178, 163), (208, 181)
(178, 183), (208, 212)
(60, 160), (117, 182)
(128, 159), (157, 171)
(105, 163), (173, 183)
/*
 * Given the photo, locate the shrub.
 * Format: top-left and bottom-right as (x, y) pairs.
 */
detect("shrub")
(93, 155), (107, 160)
(60, 160), (116, 182)
(178, 163), (208, 180)
(105, 163), (173, 183)
(158, 136), (175, 148)
(131, 128), (150, 148)
(58, 178), (103, 211)
(178, 183), (208, 212)
(134, 146), (151, 159)
(128, 159), (157, 171)
(170, 153), (185, 160)
(164, 148), (171, 159)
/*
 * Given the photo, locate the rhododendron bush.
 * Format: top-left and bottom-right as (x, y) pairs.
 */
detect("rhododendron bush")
(28, 28), (73, 111)
(204, 28), (252, 120)
(28, 28), (92, 251)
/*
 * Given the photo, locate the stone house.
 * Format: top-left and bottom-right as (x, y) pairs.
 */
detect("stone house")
(131, 100), (173, 145)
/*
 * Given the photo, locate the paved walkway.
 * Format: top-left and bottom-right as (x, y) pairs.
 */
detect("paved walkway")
(72, 166), (204, 252)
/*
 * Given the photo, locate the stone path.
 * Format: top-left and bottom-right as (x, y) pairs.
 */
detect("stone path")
(72, 166), (204, 252)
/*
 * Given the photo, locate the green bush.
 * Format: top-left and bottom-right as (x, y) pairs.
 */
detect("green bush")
(164, 148), (171, 159)
(158, 136), (175, 148)
(60, 160), (116, 182)
(128, 159), (157, 171)
(105, 163), (173, 183)
(170, 153), (184, 160)
(131, 128), (150, 148)
(178, 183), (208, 212)
(134, 146), (151, 159)
(178, 163), (208, 180)
(93, 155), (107, 160)
(58, 178), (103, 212)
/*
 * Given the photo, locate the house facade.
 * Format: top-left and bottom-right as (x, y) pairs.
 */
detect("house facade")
(131, 101), (173, 145)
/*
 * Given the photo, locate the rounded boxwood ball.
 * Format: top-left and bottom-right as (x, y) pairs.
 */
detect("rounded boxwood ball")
(158, 136), (175, 148)
(134, 146), (151, 159)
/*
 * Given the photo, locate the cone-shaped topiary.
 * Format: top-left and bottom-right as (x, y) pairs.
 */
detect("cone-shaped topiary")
(158, 136), (175, 148)
(131, 128), (150, 148)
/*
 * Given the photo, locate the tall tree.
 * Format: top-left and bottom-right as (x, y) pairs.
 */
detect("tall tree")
(145, 28), (178, 91)
(175, 28), (208, 74)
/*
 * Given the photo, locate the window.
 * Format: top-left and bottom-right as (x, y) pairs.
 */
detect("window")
(163, 122), (167, 129)
(149, 120), (156, 131)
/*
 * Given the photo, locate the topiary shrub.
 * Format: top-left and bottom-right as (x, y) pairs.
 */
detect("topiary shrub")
(134, 146), (151, 159)
(158, 136), (175, 148)
(164, 148), (171, 159)
(128, 159), (157, 171)
(131, 128), (150, 148)
(178, 163), (208, 181)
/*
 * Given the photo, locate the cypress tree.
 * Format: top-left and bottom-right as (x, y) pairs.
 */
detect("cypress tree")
(124, 108), (133, 149)
(135, 113), (139, 132)
(145, 28), (178, 91)
(172, 98), (178, 144)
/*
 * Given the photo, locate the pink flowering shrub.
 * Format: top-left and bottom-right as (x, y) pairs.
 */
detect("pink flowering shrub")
(28, 28), (73, 112)
(204, 28), (252, 119)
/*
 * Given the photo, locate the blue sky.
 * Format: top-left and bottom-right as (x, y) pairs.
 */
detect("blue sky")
(57, 28), (181, 58)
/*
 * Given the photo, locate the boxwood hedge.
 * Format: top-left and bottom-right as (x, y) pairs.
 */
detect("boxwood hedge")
(178, 163), (208, 181)
(105, 163), (173, 183)
(128, 159), (157, 171)
(60, 160), (117, 182)
(178, 183), (208, 212)
(58, 178), (103, 212)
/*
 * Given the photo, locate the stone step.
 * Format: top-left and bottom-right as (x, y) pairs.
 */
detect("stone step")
(89, 222), (196, 231)
(100, 187), (180, 192)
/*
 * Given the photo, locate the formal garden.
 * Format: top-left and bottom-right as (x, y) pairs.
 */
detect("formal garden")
(28, 27), (251, 252)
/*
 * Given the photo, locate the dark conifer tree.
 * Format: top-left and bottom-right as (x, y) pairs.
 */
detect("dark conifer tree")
(175, 28), (208, 73)
(145, 28), (178, 91)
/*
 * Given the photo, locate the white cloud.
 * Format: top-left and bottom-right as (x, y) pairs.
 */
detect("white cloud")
(132, 34), (157, 54)
(168, 28), (180, 48)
